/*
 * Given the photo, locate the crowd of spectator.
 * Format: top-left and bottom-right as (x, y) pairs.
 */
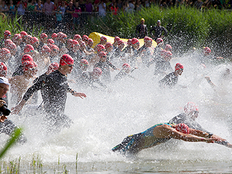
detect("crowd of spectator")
(0, 0), (231, 30)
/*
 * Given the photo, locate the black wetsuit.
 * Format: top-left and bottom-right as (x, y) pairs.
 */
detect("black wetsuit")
(150, 25), (168, 41)
(22, 70), (74, 130)
(94, 60), (117, 83)
(168, 113), (211, 134)
(79, 71), (106, 89)
(0, 98), (27, 143)
(159, 72), (178, 88)
(136, 24), (148, 39)
(12, 65), (24, 77)
(137, 45), (153, 65)
(114, 70), (135, 81)
(112, 123), (172, 155)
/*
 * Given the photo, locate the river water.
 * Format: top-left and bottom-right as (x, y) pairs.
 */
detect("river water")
(1, 51), (232, 173)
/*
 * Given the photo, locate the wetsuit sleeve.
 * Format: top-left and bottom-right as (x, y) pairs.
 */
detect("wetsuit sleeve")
(162, 26), (168, 36)
(107, 60), (117, 70)
(149, 26), (154, 35)
(168, 114), (185, 124)
(145, 25), (148, 36)
(22, 78), (44, 101)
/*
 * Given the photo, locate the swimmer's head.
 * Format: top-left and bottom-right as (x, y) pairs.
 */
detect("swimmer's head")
(175, 123), (189, 134)
(184, 102), (199, 120)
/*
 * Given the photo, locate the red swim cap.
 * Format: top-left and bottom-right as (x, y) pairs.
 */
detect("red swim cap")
(40, 33), (48, 39)
(122, 63), (131, 70)
(175, 123), (189, 134)
(22, 61), (35, 71)
(0, 62), (7, 73)
(0, 48), (11, 57)
(80, 59), (89, 66)
(4, 30), (11, 37)
(51, 33), (57, 39)
(48, 62), (59, 72)
(96, 44), (105, 53)
(105, 42), (113, 49)
(165, 44), (172, 51)
(203, 47), (211, 54)
(24, 44), (34, 53)
(156, 38), (163, 45)
(93, 67), (102, 76)
(20, 31), (28, 37)
(98, 51), (107, 58)
(132, 38), (139, 45)
(114, 36), (120, 42)
(100, 36), (107, 42)
(127, 39), (132, 45)
(175, 63), (184, 71)
(73, 34), (81, 40)
(60, 54), (74, 66)
(47, 39), (54, 45)
(82, 35), (89, 41)
(12, 34), (22, 41)
(5, 42), (16, 51)
(41, 45), (51, 53)
(31, 37), (39, 45)
(88, 38), (93, 44)
(21, 54), (33, 63)
(184, 102), (199, 115)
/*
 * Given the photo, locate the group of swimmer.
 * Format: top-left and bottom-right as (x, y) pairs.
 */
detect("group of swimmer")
(0, 29), (231, 155)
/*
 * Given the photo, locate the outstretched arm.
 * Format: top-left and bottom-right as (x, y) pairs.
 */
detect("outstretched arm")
(154, 124), (215, 143)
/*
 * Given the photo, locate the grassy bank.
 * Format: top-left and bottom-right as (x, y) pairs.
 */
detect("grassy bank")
(1, 7), (231, 56)
(85, 6), (232, 56)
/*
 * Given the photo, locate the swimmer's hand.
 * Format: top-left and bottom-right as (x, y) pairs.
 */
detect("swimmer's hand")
(205, 137), (218, 143)
(0, 116), (7, 122)
(73, 92), (87, 99)
(216, 57), (223, 60)
(11, 105), (23, 115)
(11, 100), (26, 115)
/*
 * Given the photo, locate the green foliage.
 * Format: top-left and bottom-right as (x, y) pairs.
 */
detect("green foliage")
(0, 13), (44, 40)
(0, 128), (22, 159)
(85, 6), (231, 54)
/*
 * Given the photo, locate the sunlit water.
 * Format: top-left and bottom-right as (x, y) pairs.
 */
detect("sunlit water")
(1, 51), (232, 173)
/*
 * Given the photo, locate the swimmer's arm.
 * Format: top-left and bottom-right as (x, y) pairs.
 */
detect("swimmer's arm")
(188, 128), (211, 138)
(159, 125), (214, 143)
(205, 76), (216, 89)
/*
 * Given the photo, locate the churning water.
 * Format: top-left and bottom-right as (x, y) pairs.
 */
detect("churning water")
(1, 50), (232, 173)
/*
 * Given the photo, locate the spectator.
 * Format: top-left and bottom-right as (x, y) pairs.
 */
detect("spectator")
(110, 2), (119, 15)
(135, 0), (143, 10)
(150, 20), (168, 41)
(60, 0), (66, 16)
(93, 0), (100, 12)
(43, 0), (54, 15)
(85, 0), (93, 21)
(98, 0), (106, 17)
(73, 2), (81, 29)
(27, 0), (37, 12)
(117, 0), (123, 10)
(65, 1), (75, 30)
(79, 0), (86, 27)
(1, 1), (8, 12)
(43, 0), (54, 28)
(16, 0), (27, 16)
(86, 0), (93, 13)
(55, 6), (63, 29)
(8, 0), (16, 17)
(194, 0), (203, 9)
(53, 0), (59, 11)
(135, 18), (148, 39)
(128, 0), (135, 13)
(123, 1), (129, 12)
(34, 0), (43, 24)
